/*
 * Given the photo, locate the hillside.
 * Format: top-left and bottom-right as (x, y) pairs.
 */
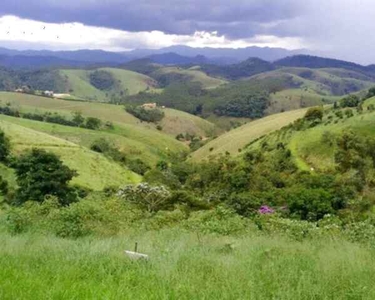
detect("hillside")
(0, 92), (215, 138)
(59, 68), (158, 101)
(150, 66), (227, 89)
(190, 108), (308, 161)
(0, 117), (141, 190)
(246, 96), (375, 172)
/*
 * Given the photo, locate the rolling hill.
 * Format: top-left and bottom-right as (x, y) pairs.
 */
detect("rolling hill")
(0, 92), (216, 138)
(0, 116), (141, 190)
(245, 96), (375, 172)
(190, 108), (308, 161)
(150, 66), (227, 89)
(59, 68), (158, 101)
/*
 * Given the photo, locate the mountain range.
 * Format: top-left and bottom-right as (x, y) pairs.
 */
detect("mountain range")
(0, 46), (309, 68)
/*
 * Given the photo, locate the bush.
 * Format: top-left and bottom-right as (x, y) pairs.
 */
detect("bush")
(286, 188), (335, 221)
(304, 106), (323, 121)
(0, 129), (10, 162)
(84, 117), (102, 130)
(127, 158), (150, 175)
(126, 106), (165, 123)
(117, 183), (171, 212)
(183, 206), (248, 235)
(340, 95), (360, 108)
(90, 139), (126, 163)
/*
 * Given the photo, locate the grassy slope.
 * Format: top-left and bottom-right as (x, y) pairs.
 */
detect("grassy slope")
(153, 66), (228, 89)
(250, 67), (373, 114)
(0, 92), (215, 138)
(1, 231), (375, 299)
(191, 108), (308, 161)
(248, 97), (375, 172)
(0, 115), (186, 166)
(60, 68), (157, 101)
(161, 108), (216, 137)
(0, 118), (141, 190)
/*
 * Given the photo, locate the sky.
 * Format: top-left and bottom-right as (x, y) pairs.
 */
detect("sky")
(0, 0), (374, 64)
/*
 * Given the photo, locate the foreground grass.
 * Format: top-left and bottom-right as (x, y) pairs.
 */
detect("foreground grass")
(1, 230), (375, 299)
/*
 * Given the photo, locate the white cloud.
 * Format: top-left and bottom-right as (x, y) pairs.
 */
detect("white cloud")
(0, 15), (305, 51)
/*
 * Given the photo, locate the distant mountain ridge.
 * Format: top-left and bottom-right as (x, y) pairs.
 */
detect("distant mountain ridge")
(0, 45), (308, 68)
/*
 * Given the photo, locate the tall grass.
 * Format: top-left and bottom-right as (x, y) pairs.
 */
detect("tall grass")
(1, 230), (375, 299)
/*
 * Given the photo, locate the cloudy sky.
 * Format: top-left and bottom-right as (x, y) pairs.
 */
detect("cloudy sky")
(0, 0), (374, 64)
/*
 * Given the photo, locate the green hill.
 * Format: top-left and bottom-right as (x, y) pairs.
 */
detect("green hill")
(150, 66), (227, 89)
(190, 108), (308, 161)
(59, 68), (158, 101)
(0, 117), (141, 190)
(246, 97), (375, 172)
(0, 92), (216, 138)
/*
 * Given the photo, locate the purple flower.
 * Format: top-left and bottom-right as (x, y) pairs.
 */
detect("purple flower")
(258, 205), (274, 214)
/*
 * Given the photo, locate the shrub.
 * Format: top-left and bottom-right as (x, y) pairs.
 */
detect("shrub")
(183, 206), (248, 235)
(0, 129), (10, 162)
(127, 158), (150, 175)
(90, 139), (126, 163)
(117, 183), (171, 212)
(84, 117), (102, 130)
(125, 106), (165, 123)
(304, 106), (323, 121)
(286, 188), (335, 221)
(340, 95), (360, 108)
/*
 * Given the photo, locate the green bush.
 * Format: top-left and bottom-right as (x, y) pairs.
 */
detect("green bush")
(117, 183), (171, 213)
(12, 148), (78, 205)
(304, 106), (323, 121)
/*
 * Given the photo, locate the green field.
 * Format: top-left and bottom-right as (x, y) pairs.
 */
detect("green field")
(1, 230), (375, 299)
(0, 118), (141, 190)
(59, 68), (158, 101)
(191, 108), (308, 161)
(0, 92), (216, 138)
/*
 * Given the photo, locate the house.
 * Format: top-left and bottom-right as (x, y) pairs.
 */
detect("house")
(141, 103), (157, 109)
(43, 90), (54, 97)
(15, 86), (31, 93)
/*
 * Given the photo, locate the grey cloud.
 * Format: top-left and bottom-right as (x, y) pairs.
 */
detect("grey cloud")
(0, 0), (306, 37)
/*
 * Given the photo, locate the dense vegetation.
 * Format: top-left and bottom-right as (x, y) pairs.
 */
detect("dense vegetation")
(0, 105), (104, 130)
(89, 70), (116, 90)
(125, 105), (165, 123)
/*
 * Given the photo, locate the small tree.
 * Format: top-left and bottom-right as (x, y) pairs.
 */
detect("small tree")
(12, 149), (78, 205)
(340, 95), (360, 108)
(84, 117), (102, 130)
(72, 111), (85, 127)
(0, 129), (10, 162)
(304, 106), (323, 121)
(117, 183), (171, 212)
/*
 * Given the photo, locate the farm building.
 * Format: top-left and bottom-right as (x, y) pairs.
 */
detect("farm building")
(43, 90), (54, 97)
(142, 103), (157, 109)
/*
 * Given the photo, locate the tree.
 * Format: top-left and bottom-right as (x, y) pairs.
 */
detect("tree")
(287, 188), (335, 221)
(72, 111), (85, 127)
(340, 95), (360, 108)
(304, 106), (323, 121)
(12, 149), (78, 205)
(84, 117), (102, 130)
(0, 129), (10, 162)
(117, 183), (171, 212)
